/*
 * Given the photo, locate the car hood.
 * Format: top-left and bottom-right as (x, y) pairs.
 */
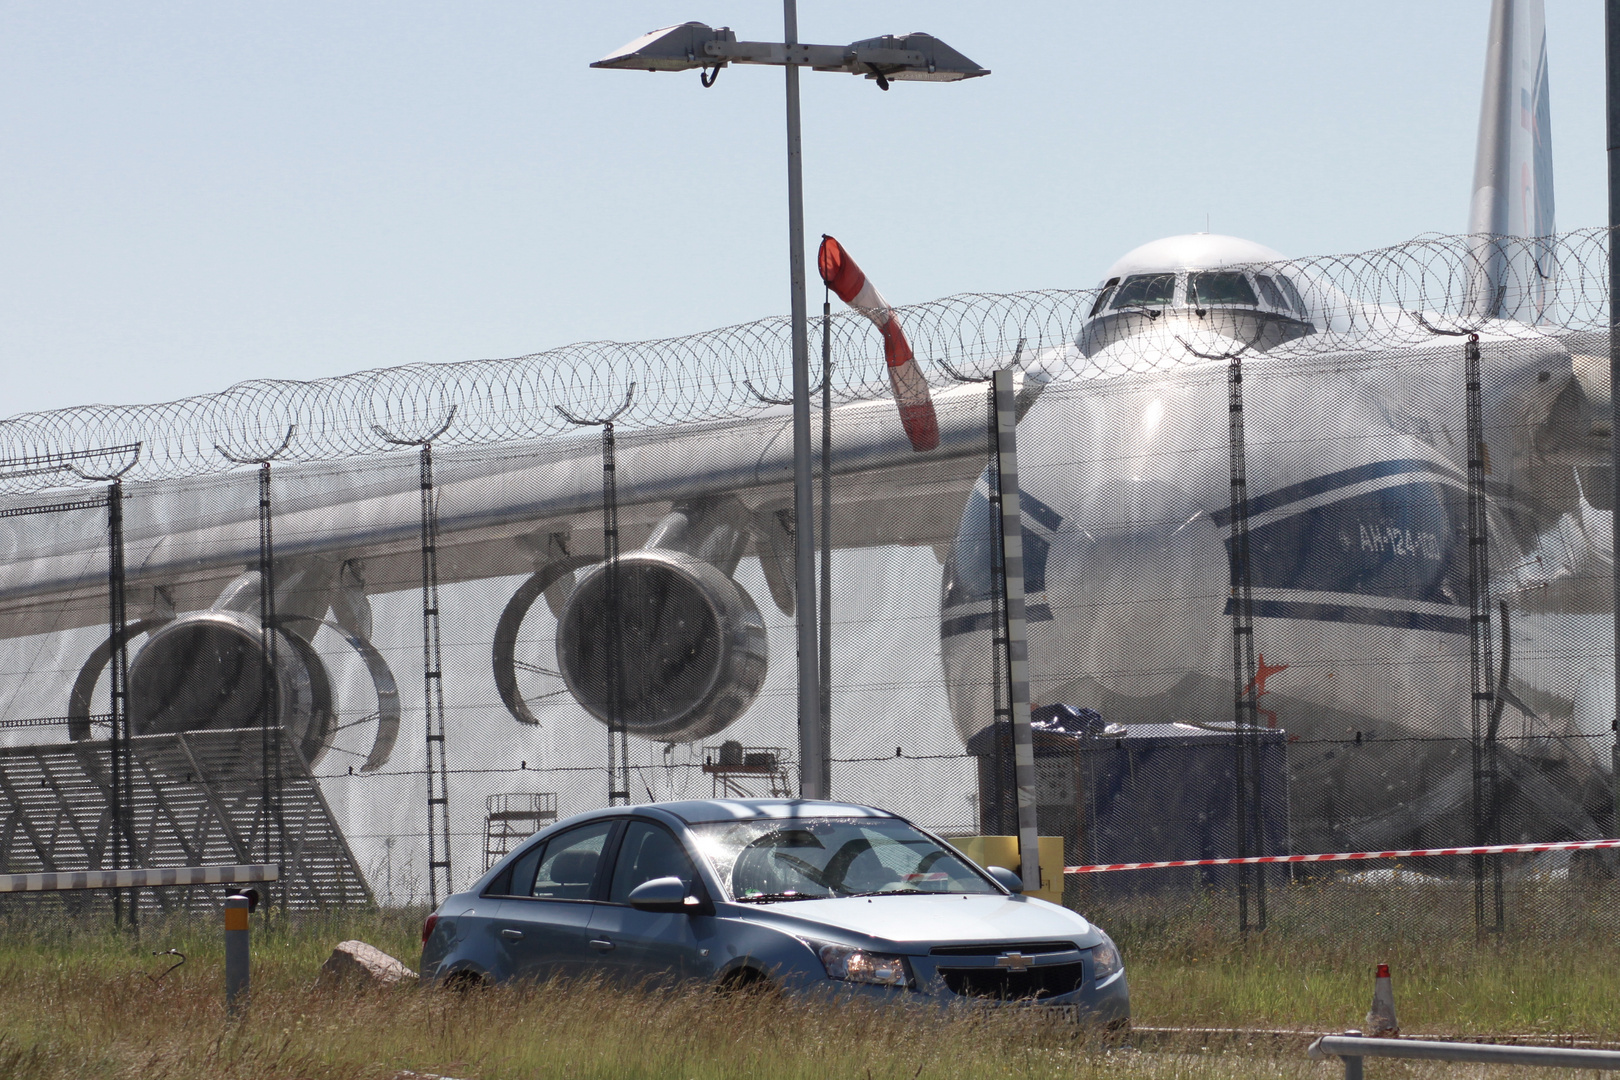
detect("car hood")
(731, 894), (1100, 953)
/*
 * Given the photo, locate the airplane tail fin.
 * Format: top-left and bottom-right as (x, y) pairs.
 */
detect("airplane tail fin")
(1468, 0), (1555, 319)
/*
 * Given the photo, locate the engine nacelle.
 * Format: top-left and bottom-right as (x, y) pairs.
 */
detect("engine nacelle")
(555, 548), (767, 744)
(127, 609), (336, 772)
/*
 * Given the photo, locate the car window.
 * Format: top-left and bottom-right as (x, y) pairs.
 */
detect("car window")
(525, 820), (615, 901)
(609, 820), (699, 904)
(488, 840), (546, 897)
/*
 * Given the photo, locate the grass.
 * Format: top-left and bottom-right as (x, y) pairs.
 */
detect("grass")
(1094, 879), (1620, 1035)
(0, 892), (1613, 1080)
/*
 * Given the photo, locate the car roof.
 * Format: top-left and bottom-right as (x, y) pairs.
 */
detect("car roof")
(649, 798), (896, 825)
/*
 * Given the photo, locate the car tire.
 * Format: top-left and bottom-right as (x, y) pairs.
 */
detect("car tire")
(440, 969), (490, 993)
(716, 967), (773, 996)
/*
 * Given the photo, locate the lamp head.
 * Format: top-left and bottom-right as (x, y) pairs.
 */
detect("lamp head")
(847, 33), (989, 81)
(591, 22), (735, 72)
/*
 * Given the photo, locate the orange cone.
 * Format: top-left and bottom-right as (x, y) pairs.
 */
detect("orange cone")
(1365, 963), (1399, 1037)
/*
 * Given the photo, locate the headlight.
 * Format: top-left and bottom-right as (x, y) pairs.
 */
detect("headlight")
(1090, 938), (1123, 982)
(815, 943), (912, 988)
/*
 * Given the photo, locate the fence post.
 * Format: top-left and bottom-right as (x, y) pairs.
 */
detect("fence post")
(224, 893), (250, 1015)
(992, 368), (1040, 892)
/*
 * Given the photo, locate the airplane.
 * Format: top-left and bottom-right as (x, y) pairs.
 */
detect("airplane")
(0, 0), (1607, 888)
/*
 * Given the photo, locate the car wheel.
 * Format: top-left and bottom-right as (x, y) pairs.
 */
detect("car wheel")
(716, 967), (773, 996)
(440, 969), (489, 993)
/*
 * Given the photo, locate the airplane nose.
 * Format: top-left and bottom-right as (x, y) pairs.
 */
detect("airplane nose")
(1041, 476), (1227, 699)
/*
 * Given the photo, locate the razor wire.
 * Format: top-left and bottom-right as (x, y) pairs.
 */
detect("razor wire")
(0, 227), (1610, 494)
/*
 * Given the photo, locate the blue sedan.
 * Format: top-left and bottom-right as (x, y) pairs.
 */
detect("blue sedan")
(420, 798), (1128, 1023)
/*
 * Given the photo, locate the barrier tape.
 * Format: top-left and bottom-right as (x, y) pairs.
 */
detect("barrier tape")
(0, 863), (280, 893)
(1062, 838), (1620, 875)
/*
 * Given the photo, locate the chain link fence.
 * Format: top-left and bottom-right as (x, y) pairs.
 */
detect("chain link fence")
(0, 229), (1613, 938)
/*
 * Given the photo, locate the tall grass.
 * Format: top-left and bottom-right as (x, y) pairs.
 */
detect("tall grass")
(0, 897), (1612, 1080)
(1097, 877), (1620, 1034)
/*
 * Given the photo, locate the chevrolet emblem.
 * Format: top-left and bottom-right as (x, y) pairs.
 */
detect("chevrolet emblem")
(995, 952), (1033, 972)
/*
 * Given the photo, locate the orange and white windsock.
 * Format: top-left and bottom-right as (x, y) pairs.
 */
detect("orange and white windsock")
(817, 235), (939, 452)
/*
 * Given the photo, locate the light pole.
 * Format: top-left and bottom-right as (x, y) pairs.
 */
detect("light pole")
(593, 10), (987, 800)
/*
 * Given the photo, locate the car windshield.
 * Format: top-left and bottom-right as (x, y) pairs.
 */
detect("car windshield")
(690, 816), (998, 902)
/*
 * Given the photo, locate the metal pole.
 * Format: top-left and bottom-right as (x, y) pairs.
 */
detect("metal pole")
(418, 443), (452, 907)
(254, 461), (285, 917)
(603, 422), (630, 806)
(819, 296), (833, 785)
(1606, 0), (1620, 846)
(987, 387), (1010, 834)
(1464, 332), (1497, 934)
(1228, 350), (1262, 931)
(224, 893), (250, 1015)
(783, 0), (825, 800)
(106, 479), (131, 929)
(992, 369), (1040, 891)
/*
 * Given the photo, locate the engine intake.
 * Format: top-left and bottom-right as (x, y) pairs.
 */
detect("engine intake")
(127, 610), (335, 772)
(556, 548), (767, 743)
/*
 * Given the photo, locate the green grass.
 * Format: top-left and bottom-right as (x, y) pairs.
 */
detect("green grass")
(0, 896), (1612, 1080)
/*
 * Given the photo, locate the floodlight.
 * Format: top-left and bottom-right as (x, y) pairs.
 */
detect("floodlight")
(591, 23), (736, 72)
(843, 33), (989, 82)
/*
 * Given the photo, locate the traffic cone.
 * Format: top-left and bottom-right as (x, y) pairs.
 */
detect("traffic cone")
(1365, 963), (1399, 1037)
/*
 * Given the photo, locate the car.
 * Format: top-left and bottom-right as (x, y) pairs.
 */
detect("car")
(420, 798), (1128, 1023)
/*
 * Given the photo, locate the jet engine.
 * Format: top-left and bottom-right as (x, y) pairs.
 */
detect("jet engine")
(127, 608), (335, 772)
(68, 562), (400, 776)
(497, 496), (771, 743)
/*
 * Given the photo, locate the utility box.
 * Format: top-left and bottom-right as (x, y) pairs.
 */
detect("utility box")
(967, 721), (1289, 898)
(945, 835), (1065, 905)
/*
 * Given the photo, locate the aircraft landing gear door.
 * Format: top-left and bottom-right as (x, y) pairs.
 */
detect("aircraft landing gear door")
(498, 819), (618, 982)
(589, 819), (710, 984)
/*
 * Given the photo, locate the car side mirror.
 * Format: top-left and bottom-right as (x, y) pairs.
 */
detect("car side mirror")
(628, 876), (695, 914)
(986, 866), (1024, 894)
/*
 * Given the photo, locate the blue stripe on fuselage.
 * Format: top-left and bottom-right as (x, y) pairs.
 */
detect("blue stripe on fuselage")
(1209, 458), (1462, 527)
(1224, 597), (1469, 636)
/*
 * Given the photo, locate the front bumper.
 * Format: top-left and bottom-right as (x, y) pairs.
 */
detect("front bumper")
(799, 961), (1129, 1025)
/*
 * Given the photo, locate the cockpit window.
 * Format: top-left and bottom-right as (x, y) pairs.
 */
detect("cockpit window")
(1254, 274), (1287, 309)
(1109, 273), (1176, 309)
(1089, 277), (1120, 317)
(1273, 274), (1307, 316)
(1188, 271), (1258, 308)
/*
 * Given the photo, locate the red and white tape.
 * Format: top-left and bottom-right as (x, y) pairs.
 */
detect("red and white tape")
(1062, 838), (1620, 875)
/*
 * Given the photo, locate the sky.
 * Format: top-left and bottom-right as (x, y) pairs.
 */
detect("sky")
(0, 1), (1609, 419)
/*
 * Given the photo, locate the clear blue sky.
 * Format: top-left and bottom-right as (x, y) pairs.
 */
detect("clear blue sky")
(0, 1), (1608, 418)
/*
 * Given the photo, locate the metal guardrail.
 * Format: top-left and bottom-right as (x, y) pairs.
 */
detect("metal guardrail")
(1309, 1034), (1620, 1078)
(0, 863), (279, 893)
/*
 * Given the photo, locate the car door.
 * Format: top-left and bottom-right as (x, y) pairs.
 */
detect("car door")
(587, 818), (711, 985)
(497, 818), (619, 984)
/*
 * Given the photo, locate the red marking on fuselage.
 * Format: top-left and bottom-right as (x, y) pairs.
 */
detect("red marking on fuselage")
(1244, 654), (1288, 698)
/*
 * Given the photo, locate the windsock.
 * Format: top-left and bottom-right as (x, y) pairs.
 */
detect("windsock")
(1365, 963), (1400, 1037)
(817, 235), (939, 452)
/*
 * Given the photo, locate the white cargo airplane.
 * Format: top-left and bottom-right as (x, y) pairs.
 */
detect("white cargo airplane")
(0, 0), (1605, 854)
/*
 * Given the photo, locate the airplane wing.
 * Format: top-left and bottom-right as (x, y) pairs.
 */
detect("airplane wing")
(0, 376), (1037, 641)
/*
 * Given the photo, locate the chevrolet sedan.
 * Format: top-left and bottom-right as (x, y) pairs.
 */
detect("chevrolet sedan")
(420, 798), (1128, 1022)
